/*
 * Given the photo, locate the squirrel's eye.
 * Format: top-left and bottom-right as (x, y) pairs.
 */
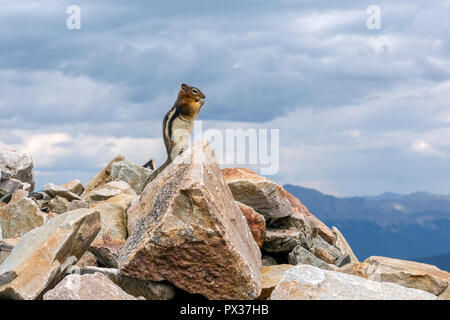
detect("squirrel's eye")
(192, 88), (199, 94)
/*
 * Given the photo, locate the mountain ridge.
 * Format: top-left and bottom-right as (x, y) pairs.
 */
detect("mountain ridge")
(283, 184), (450, 270)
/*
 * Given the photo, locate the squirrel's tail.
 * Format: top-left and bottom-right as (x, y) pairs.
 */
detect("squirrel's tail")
(142, 158), (171, 190)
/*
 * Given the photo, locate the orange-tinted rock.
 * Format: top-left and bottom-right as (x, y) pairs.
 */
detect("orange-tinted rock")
(89, 203), (127, 268)
(9, 189), (28, 204)
(259, 264), (294, 300)
(236, 201), (266, 247)
(354, 256), (450, 296)
(90, 193), (136, 211)
(222, 167), (292, 219)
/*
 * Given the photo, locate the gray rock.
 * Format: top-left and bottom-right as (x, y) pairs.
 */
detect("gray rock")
(263, 228), (312, 253)
(0, 166), (11, 181)
(84, 155), (153, 196)
(312, 235), (341, 264)
(0, 178), (22, 195)
(288, 245), (331, 270)
(110, 159), (153, 194)
(261, 255), (278, 266)
(270, 265), (438, 300)
(68, 200), (89, 211)
(61, 180), (84, 196)
(43, 272), (138, 300)
(43, 183), (82, 202)
(48, 196), (70, 214)
(0, 208), (101, 300)
(84, 181), (136, 203)
(0, 141), (34, 191)
(0, 190), (12, 203)
(335, 254), (351, 268)
(68, 266), (175, 300)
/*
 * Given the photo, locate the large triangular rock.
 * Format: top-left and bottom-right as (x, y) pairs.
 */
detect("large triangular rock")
(0, 209), (100, 300)
(119, 142), (262, 300)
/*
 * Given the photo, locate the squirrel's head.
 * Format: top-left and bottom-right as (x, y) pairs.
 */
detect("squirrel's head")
(178, 83), (206, 108)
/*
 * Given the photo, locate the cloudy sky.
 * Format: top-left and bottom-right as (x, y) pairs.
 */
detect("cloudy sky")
(1, 0), (449, 196)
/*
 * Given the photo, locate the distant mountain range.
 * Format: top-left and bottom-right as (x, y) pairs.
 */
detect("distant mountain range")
(284, 185), (450, 271)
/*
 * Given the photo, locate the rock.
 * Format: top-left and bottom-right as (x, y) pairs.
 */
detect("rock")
(43, 273), (138, 300)
(35, 199), (49, 212)
(0, 191), (12, 204)
(222, 167), (292, 219)
(235, 201), (265, 247)
(120, 143), (262, 300)
(75, 251), (98, 268)
(284, 190), (336, 245)
(20, 183), (32, 192)
(0, 251), (9, 264)
(0, 238), (17, 264)
(270, 265), (437, 300)
(84, 181), (136, 203)
(0, 141), (34, 191)
(261, 255), (278, 266)
(48, 196), (70, 214)
(259, 264), (294, 300)
(68, 200), (89, 211)
(89, 193), (136, 211)
(354, 256), (450, 296)
(9, 189), (29, 204)
(288, 245), (331, 270)
(263, 228), (311, 253)
(335, 254), (351, 268)
(0, 208), (101, 300)
(0, 165), (11, 181)
(312, 236), (341, 264)
(0, 178), (22, 195)
(262, 209), (315, 254)
(61, 180), (84, 196)
(43, 183), (82, 202)
(0, 198), (50, 238)
(89, 203), (127, 268)
(69, 266), (175, 300)
(84, 155), (153, 195)
(268, 211), (313, 234)
(332, 226), (359, 264)
(0, 238), (20, 251)
(439, 286), (450, 300)
(29, 192), (48, 201)
(0, 202), (6, 209)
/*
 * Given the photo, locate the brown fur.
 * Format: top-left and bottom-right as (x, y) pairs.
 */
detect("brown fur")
(144, 83), (206, 187)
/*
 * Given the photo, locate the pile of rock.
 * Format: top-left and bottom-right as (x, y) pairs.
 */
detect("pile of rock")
(0, 140), (448, 300)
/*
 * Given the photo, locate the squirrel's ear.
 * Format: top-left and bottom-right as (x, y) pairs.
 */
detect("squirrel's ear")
(181, 83), (188, 91)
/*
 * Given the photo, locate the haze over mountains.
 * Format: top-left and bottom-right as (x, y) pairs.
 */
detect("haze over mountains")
(284, 185), (450, 271)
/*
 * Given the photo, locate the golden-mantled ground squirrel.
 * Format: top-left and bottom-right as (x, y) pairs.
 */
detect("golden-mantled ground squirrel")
(145, 83), (206, 183)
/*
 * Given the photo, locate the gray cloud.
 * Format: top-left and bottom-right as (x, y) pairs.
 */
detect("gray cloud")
(0, 0), (449, 195)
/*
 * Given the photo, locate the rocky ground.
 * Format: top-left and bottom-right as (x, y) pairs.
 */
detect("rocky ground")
(0, 140), (448, 300)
